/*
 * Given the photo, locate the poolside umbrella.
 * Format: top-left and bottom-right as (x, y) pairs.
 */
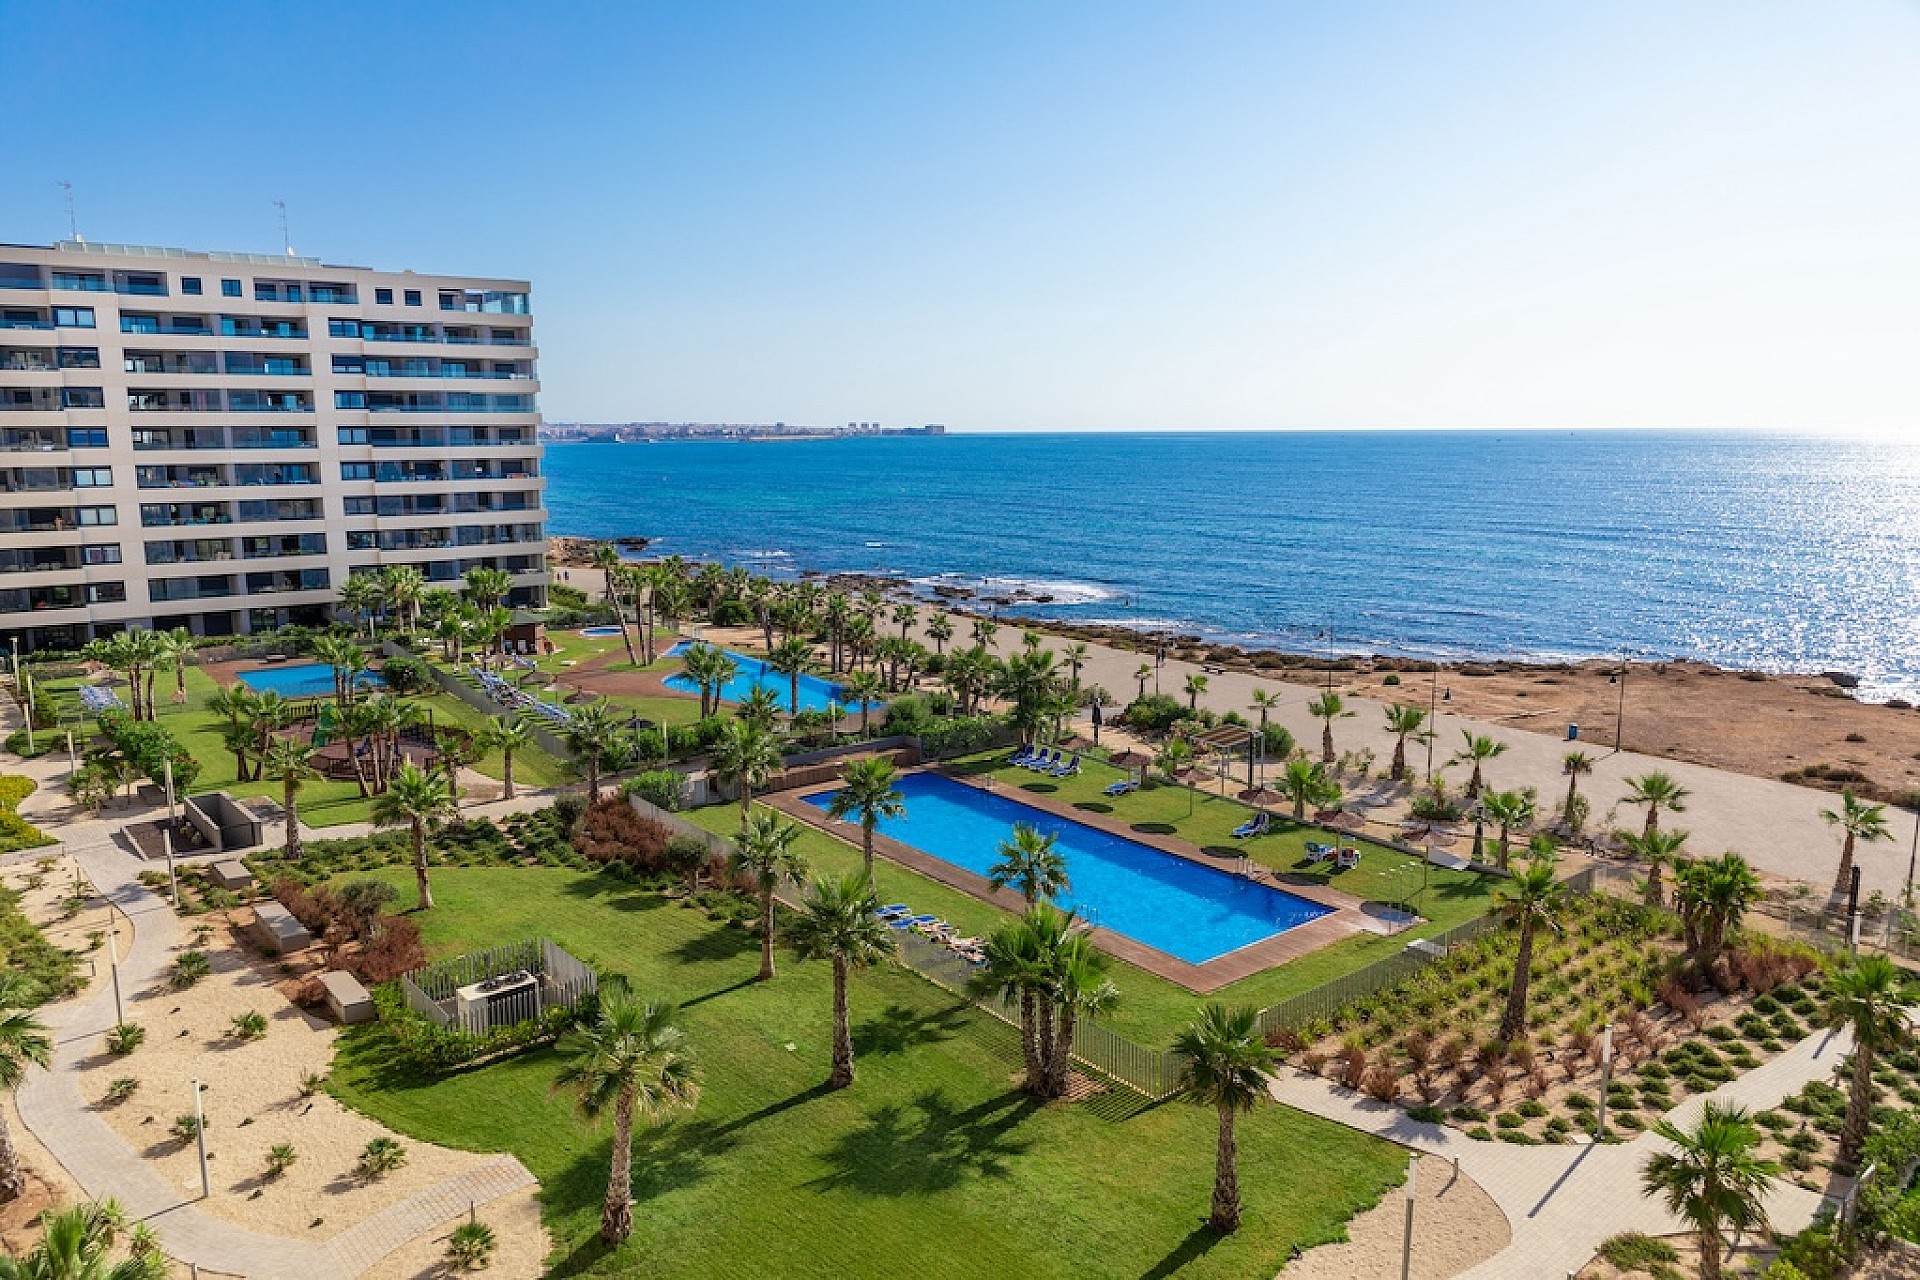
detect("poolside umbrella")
(1110, 749), (1154, 786)
(1238, 786), (1285, 809)
(1329, 810), (1367, 832)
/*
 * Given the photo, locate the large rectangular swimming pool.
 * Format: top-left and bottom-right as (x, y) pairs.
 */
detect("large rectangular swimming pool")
(237, 663), (386, 699)
(805, 771), (1332, 965)
(664, 642), (877, 715)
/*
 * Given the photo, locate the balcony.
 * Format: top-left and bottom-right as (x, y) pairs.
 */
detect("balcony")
(221, 318), (307, 340)
(150, 575), (239, 603)
(121, 315), (212, 336)
(0, 430), (65, 453)
(233, 462), (318, 487)
(128, 390), (223, 413)
(1, 468), (103, 494)
(0, 318), (55, 331)
(230, 429), (316, 450)
(224, 355), (310, 376)
(134, 428), (227, 451)
(1, 388), (61, 413)
(0, 583), (118, 614)
(226, 391), (313, 413)
(235, 499), (323, 523)
(138, 465), (226, 489)
(140, 502), (232, 528)
(0, 548), (83, 574)
(240, 533), (326, 559)
(1, 349), (53, 372)
(1, 508), (100, 534)
(439, 290), (529, 315)
(144, 539), (236, 566)
(124, 352), (218, 375)
(246, 568), (329, 595)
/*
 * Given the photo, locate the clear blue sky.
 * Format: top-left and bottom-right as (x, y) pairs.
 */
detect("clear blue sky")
(7, 1), (1919, 431)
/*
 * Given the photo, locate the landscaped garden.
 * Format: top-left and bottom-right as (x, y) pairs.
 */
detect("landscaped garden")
(324, 859), (1410, 1279)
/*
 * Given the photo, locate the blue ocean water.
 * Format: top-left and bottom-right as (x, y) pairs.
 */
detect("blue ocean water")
(804, 771), (1331, 964)
(543, 431), (1920, 701)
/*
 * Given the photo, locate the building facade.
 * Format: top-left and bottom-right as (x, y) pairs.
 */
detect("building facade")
(0, 240), (545, 652)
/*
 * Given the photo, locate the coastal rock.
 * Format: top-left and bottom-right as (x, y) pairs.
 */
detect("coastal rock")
(1824, 671), (1862, 689)
(614, 535), (653, 551)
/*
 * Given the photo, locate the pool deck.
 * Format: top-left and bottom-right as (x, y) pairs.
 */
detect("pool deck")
(772, 766), (1396, 993)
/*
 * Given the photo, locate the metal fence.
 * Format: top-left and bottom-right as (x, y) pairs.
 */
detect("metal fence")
(1758, 899), (1920, 963)
(400, 936), (597, 1035)
(1254, 912), (1503, 1039)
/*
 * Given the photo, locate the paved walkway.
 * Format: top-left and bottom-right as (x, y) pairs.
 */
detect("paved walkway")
(1267, 1024), (1850, 1278)
(2, 703), (544, 1279)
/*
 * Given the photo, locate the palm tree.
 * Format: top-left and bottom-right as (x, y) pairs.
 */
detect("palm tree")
(0, 973), (52, 1201)
(1642, 1103), (1778, 1280)
(840, 670), (885, 736)
(1062, 642), (1091, 693)
(789, 873), (894, 1089)
(475, 716), (535, 800)
(1306, 691), (1352, 764)
(1624, 770), (1690, 837)
(259, 737), (318, 860)
(311, 634), (365, 709)
(1672, 853), (1761, 968)
(379, 563), (427, 636)
(987, 823), (1070, 905)
(1821, 955), (1911, 1175)
(766, 637), (816, 720)
(926, 613), (953, 656)
(1561, 750), (1594, 826)
(1450, 732), (1507, 799)
(555, 994), (700, 1245)
(1155, 738), (1195, 784)
(1495, 853), (1565, 1040)
(1621, 827), (1690, 909)
(370, 762), (457, 911)
(998, 649), (1061, 744)
(970, 617), (999, 649)
(1172, 1004), (1275, 1234)
(736, 684), (783, 733)
(1134, 664), (1153, 702)
(1277, 755), (1336, 821)
(563, 700), (623, 801)
(709, 718), (783, 820)
(890, 602), (918, 640)
(1822, 788), (1892, 903)
(1183, 673), (1209, 713)
(462, 564), (515, 614)
(156, 626), (194, 705)
(1383, 703), (1427, 782)
(1478, 788), (1537, 869)
(338, 571), (384, 638)
(1044, 934), (1118, 1097)
(969, 909), (1059, 1088)
(0, 1202), (156, 1280)
(824, 756), (905, 880)
(730, 810), (810, 981)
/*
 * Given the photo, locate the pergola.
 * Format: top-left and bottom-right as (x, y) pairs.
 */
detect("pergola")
(1192, 723), (1260, 794)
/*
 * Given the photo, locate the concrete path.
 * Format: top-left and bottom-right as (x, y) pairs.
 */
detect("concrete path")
(901, 616), (1902, 897)
(1267, 1024), (1850, 1278)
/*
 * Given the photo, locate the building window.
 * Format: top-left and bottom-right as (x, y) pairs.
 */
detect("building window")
(76, 506), (116, 526)
(221, 279), (242, 297)
(53, 306), (95, 328)
(56, 346), (100, 369)
(181, 276), (202, 295)
(86, 582), (127, 604)
(334, 391), (366, 410)
(66, 428), (107, 448)
(343, 496), (375, 515)
(328, 319), (360, 339)
(340, 462), (374, 481)
(81, 544), (121, 565)
(72, 467), (112, 487)
(404, 289), (421, 307)
(60, 387), (105, 409)
(337, 426), (368, 444)
(375, 288), (393, 305)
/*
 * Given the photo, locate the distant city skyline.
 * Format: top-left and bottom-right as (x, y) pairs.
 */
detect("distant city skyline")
(6, 1), (1918, 433)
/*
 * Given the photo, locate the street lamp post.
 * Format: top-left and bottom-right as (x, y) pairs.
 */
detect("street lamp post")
(192, 1079), (210, 1198)
(1594, 1025), (1615, 1139)
(1400, 1152), (1419, 1280)
(1904, 802), (1920, 909)
(1613, 659), (1629, 753)
(1425, 663), (1440, 780)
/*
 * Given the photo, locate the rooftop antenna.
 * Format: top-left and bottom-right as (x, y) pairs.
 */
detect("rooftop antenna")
(274, 199), (294, 256)
(58, 181), (82, 243)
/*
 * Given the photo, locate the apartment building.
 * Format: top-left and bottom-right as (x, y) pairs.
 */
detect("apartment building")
(0, 240), (546, 653)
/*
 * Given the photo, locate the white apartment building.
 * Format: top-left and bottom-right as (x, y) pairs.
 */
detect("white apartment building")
(0, 240), (546, 653)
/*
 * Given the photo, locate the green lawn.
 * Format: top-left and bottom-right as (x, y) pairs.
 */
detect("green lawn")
(329, 866), (1405, 1279)
(684, 752), (1499, 1043)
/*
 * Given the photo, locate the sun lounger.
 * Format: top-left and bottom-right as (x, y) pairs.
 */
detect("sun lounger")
(1008, 745), (1037, 766)
(874, 904), (911, 919)
(1335, 847), (1361, 870)
(947, 936), (981, 950)
(1103, 780), (1137, 797)
(890, 914), (939, 931)
(1048, 756), (1080, 777)
(1304, 842), (1334, 863)
(1232, 812), (1270, 839)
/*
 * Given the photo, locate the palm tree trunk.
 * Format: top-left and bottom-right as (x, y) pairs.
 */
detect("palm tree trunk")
(1035, 1000), (1056, 1091)
(588, 760), (601, 803)
(829, 956), (854, 1087)
(1018, 991), (1041, 1085)
(1048, 1006), (1076, 1098)
(1468, 764), (1482, 799)
(1321, 722), (1334, 764)
(1644, 804), (1659, 837)
(1565, 776), (1580, 820)
(1838, 1042), (1876, 1174)
(285, 782), (302, 860)
(412, 821), (433, 910)
(790, 675), (800, 719)
(1391, 737), (1406, 782)
(1643, 862), (1664, 909)
(1210, 1107), (1241, 1232)
(608, 571), (640, 668)
(1698, 1222), (1723, 1280)
(862, 823), (875, 881)
(1832, 833), (1857, 902)
(0, 1110), (27, 1200)
(602, 1091), (635, 1243)
(758, 888), (776, 981)
(502, 750), (516, 801)
(1500, 920), (1535, 1041)
(738, 783), (751, 820)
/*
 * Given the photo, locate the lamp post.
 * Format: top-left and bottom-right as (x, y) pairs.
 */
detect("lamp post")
(163, 823), (180, 907)
(192, 1079), (210, 1198)
(1425, 663), (1440, 780)
(1613, 659), (1629, 754)
(1400, 1152), (1419, 1280)
(106, 913), (124, 1025)
(1904, 801), (1920, 909)
(163, 756), (176, 825)
(1594, 1025), (1615, 1139)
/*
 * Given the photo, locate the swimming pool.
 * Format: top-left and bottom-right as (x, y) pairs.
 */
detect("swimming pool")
(804, 772), (1331, 964)
(237, 663), (387, 699)
(578, 625), (625, 637)
(663, 642), (876, 715)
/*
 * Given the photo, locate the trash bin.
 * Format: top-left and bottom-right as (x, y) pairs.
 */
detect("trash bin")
(1567, 723), (1580, 740)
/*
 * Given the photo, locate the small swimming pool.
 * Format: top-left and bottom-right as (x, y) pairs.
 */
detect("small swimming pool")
(578, 626), (625, 637)
(663, 642), (875, 715)
(237, 663), (387, 699)
(805, 772), (1331, 964)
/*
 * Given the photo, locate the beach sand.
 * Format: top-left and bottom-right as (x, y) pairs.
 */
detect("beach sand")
(1282, 1157), (1507, 1278)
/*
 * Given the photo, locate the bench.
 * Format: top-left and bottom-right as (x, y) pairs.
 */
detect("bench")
(248, 901), (313, 955)
(319, 970), (374, 1025)
(208, 860), (253, 891)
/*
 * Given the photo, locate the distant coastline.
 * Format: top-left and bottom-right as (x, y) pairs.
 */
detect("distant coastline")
(541, 421), (945, 445)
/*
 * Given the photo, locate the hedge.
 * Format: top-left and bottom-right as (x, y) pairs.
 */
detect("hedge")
(96, 709), (201, 790)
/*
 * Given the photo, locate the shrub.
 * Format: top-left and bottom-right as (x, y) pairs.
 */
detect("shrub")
(171, 951), (211, 988)
(377, 654), (432, 693)
(1408, 1104), (1446, 1123)
(171, 1114), (204, 1143)
(349, 915), (427, 985)
(573, 799), (672, 867)
(357, 1137), (407, 1180)
(230, 1010), (269, 1041)
(266, 1143), (298, 1178)
(299, 1071), (328, 1098)
(621, 770), (684, 813)
(105, 1023), (146, 1056)
(104, 1077), (139, 1105)
(95, 708), (200, 791)
(1515, 1099), (1547, 1119)
(1599, 1233), (1679, 1271)
(1495, 1111), (1526, 1129)
(914, 714), (1011, 761)
(446, 1220), (498, 1271)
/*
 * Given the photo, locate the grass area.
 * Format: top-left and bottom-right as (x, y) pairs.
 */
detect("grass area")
(683, 751), (1500, 1044)
(329, 865), (1405, 1279)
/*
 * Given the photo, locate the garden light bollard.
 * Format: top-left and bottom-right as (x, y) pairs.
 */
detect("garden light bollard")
(164, 824), (180, 907)
(1400, 1152), (1418, 1280)
(164, 757), (176, 824)
(1594, 1025), (1614, 1140)
(106, 921), (124, 1026)
(192, 1079), (210, 1198)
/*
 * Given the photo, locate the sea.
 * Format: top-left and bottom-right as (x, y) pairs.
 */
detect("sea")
(541, 431), (1920, 702)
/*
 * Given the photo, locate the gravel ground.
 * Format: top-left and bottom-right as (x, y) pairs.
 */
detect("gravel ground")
(1283, 1156), (1508, 1279)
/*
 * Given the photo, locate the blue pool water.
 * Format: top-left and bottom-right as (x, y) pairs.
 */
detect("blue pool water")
(578, 625), (625, 637)
(663, 642), (876, 715)
(805, 771), (1330, 964)
(237, 663), (387, 699)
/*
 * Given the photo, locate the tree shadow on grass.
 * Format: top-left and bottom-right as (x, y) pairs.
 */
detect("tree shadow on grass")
(1075, 801), (1114, 814)
(1132, 823), (1178, 836)
(851, 1001), (969, 1058)
(1138, 1222), (1225, 1279)
(666, 922), (757, 965)
(1022, 782), (1059, 794)
(807, 1087), (1039, 1197)
(556, 877), (671, 914)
